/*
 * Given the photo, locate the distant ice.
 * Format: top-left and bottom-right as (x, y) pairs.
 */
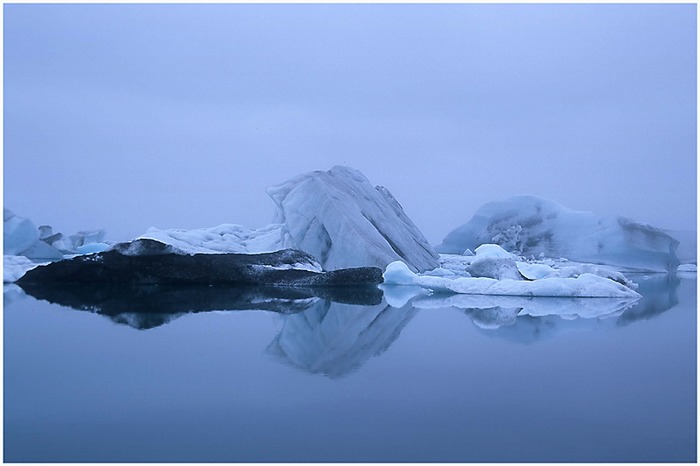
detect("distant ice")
(4, 209), (63, 259)
(4, 208), (110, 259)
(437, 195), (680, 273)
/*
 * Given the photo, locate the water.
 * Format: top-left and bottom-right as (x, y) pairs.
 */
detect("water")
(4, 274), (696, 462)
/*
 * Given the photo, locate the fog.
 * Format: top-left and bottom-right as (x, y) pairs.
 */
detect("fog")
(4, 3), (696, 244)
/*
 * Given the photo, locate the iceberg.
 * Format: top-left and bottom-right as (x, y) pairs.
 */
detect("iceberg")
(133, 166), (439, 273)
(436, 195), (680, 273)
(267, 166), (440, 272)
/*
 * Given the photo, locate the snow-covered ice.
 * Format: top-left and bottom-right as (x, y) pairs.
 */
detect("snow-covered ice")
(437, 195), (680, 273)
(137, 223), (294, 255)
(267, 165), (440, 272)
(383, 258), (641, 299)
(4, 255), (47, 283)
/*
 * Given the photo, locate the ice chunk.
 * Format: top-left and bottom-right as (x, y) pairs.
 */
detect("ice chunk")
(69, 229), (106, 249)
(437, 195), (680, 273)
(383, 261), (641, 298)
(474, 243), (516, 259)
(76, 242), (111, 255)
(4, 209), (39, 255)
(677, 263), (697, 272)
(267, 166), (439, 272)
(466, 244), (523, 280)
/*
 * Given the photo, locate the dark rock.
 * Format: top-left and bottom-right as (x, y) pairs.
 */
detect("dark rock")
(17, 239), (384, 287)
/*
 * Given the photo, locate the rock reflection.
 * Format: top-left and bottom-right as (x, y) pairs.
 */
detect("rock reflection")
(15, 281), (383, 330)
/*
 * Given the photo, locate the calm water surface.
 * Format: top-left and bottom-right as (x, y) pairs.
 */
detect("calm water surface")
(4, 274), (696, 462)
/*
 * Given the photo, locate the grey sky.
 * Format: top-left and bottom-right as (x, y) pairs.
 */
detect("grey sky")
(4, 3), (697, 244)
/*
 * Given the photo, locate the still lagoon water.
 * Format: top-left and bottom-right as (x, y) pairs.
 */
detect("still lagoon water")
(4, 274), (696, 462)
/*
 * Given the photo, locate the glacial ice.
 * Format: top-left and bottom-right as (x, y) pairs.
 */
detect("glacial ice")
(266, 165), (440, 272)
(437, 195), (680, 273)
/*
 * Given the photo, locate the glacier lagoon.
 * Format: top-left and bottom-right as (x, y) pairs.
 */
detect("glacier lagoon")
(3, 274), (696, 462)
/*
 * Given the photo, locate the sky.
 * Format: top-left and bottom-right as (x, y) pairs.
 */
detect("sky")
(4, 3), (697, 245)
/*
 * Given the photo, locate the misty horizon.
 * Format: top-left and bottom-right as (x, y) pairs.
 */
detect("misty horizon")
(4, 3), (697, 245)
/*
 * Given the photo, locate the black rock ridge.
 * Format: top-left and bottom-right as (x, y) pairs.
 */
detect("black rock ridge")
(17, 239), (384, 287)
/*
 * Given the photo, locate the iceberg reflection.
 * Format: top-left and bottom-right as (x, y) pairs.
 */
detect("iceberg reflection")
(9, 273), (684, 372)
(267, 300), (417, 378)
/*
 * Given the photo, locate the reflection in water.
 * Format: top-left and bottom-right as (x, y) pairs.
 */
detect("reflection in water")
(15, 281), (382, 330)
(13, 281), (416, 378)
(616, 273), (680, 325)
(383, 273), (682, 344)
(9, 272), (687, 372)
(267, 300), (416, 378)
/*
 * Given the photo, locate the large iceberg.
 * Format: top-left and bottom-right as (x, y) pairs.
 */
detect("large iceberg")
(134, 166), (439, 273)
(267, 166), (440, 272)
(436, 195), (680, 273)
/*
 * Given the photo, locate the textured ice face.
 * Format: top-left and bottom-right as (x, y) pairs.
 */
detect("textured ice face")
(437, 195), (680, 273)
(266, 165), (440, 272)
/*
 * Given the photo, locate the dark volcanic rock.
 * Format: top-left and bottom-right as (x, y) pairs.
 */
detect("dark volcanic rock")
(17, 239), (384, 287)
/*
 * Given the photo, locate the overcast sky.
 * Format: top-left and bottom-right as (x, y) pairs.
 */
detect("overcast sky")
(4, 3), (697, 244)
